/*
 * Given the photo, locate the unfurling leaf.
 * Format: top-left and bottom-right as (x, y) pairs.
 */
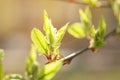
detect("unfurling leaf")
(29, 44), (37, 62)
(68, 7), (92, 39)
(89, 17), (106, 50)
(85, 7), (92, 21)
(43, 10), (56, 46)
(26, 45), (39, 80)
(97, 17), (106, 39)
(38, 60), (62, 80)
(90, 25), (96, 37)
(53, 23), (68, 48)
(31, 28), (48, 54)
(68, 23), (86, 38)
(79, 9), (89, 25)
(31, 10), (68, 62)
(79, 7), (92, 34)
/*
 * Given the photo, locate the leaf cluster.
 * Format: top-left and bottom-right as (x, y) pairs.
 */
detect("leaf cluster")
(68, 7), (106, 51)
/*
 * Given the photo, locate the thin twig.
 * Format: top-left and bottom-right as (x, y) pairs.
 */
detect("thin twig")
(63, 28), (116, 63)
(53, 0), (111, 8)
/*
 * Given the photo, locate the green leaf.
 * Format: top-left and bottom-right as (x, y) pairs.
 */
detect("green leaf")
(97, 17), (106, 39)
(90, 0), (98, 7)
(89, 17), (106, 49)
(68, 23), (87, 38)
(30, 44), (37, 62)
(79, 7), (92, 31)
(26, 61), (39, 80)
(43, 10), (56, 46)
(94, 40), (105, 48)
(56, 23), (68, 46)
(79, 9), (89, 25)
(0, 49), (4, 80)
(26, 45), (39, 80)
(113, 0), (120, 15)
(85, 7), (92, 21)
(4, 74), (25, 80)
(31, 28), (48, 54)
(38, 60), (62, 80)
(90, 25), (96, 37)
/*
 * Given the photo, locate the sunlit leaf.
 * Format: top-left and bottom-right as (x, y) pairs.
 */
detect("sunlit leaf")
(43, 10), (56, 45)
(30, 44), (37, 62)
(79, 7), (92, 31)
(90, 25), (96, 37)
(85, 7), (92, 21)
(79, 9), (89, 25)
(26, 45), (39, 80)
(38, 60), (62, 80)
(31, 28), (48, 54)
(90, 0), (98, 7)
(55, 23), (68, 47)
(68, 23), (86, 38)
(89, 17), (106, 49)
(4, 74), (25, 80)
(97, 17), (106, 39)
(113, 0), (120, 15)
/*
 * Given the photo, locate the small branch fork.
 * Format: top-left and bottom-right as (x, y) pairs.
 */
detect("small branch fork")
(62, 28), (116, 64)
(52, 0), (117, 64)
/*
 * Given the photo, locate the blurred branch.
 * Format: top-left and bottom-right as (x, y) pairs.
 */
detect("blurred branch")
(63, 28), (116, 64)
(53, 0), (111, 8)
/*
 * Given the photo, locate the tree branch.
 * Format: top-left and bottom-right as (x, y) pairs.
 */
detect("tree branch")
(62, 28), (116, 64)
(53, 0), (111, 8)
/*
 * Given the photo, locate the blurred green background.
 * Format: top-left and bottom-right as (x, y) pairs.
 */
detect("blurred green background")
(0, 0), (120, 80)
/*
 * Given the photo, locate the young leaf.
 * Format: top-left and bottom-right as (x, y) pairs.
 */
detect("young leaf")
(43, 10), (56, 45)
(97, 17), (106, 39)
(4, 74), (25, 80)
(79, 7), (92, 33)
(79, 9), (89, 25)
(31, 28), (48, 54)
(30, 44), (37, 62)
(112, 0), (120, 16)
(38, 60), (62, 80)
(85, 7), (92, 21)
(89, 17), (106, 49)
(90, 25), (96, 37)
(0, 49), (4, 80)
(56, 23), (68, 45)
(68, 23), (86, 38)
(90, 0), (98, 7)
(26, 45), (39, 80)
